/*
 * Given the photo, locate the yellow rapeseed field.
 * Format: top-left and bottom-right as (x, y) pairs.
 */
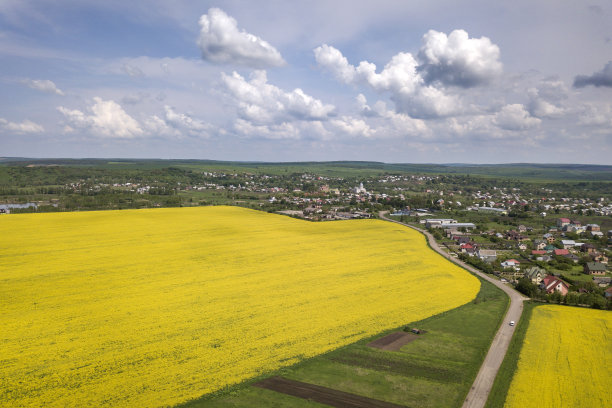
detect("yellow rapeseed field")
(0, 206), (479, 407)
(505, 305), (611, 408)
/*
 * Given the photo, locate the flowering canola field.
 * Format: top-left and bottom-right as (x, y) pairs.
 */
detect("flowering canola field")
(504, 305), (611, 408)
(0, 206), (479, 407)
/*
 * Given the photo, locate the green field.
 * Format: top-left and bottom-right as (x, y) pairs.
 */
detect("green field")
(184, 276), (508, 408)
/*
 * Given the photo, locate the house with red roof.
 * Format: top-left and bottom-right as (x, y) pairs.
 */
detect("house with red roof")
(540, 275), (569, 295)
(553, 248), (569, 256)
(460, 243), (477, 255)
(557, 218), (571, 228)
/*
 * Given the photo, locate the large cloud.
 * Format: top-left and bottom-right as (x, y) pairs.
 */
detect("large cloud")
(417, 29), (502, 87)
(314, 44), (459, 118)
(21, 79), (64, 95)
(314, 29), (503, 118)
(0, 118), (44, 133)
(58, 97), (143, 138)
(494, 104), (541, 131)
(197, 8), (285, 68)
(221, 70), (336, 124)
(573, 61), (612, 88)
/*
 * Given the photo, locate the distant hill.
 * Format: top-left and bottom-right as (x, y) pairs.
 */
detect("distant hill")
(1, 158), (611, 181)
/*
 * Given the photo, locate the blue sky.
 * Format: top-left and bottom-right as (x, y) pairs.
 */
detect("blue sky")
(1, 0), (611, 163)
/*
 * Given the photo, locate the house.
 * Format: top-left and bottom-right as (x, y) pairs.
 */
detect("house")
(586, 224), (600, 232)
(544, 244), (556, 252)
(584, 262), (607, 275)
(477, 249), (497, 262)
(605, 287), (612, 299)
(455, 236), (471, 245)
(561, 239), (576, 249)
(532, 250), (547, 256)
(507, 230), (529, 242)
(540, 275), (569, 295)
(460, 243), (477, 255)
(581, 243), (596, 254)
(557, 218), (571, 228)
(553, 248), (569, 256)
(564, 253), (580, 263)
(501, 259), (521, 270)
(534, 239), (547, 250)
(518, 225), (527, 232)
(593, 277), (611, 287)
(543, 233), (556, 243)
(524, 266), (546, 284)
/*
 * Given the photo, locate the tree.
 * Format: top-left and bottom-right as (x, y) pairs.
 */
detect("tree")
(515, 278), (536, 297)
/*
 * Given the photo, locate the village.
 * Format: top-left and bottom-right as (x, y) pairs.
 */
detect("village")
(413, 215), (611, 309)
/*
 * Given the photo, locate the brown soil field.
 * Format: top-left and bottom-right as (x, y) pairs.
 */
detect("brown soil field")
(253, 377), (407, 408)
(367, 331), (419, 351)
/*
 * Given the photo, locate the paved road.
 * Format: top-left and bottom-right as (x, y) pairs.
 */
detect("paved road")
(378, 212), (528, 408)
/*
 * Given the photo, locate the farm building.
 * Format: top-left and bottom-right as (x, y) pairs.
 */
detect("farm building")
(584, 262), (607, 275)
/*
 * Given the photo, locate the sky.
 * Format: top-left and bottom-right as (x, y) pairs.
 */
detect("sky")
(0, 1), (611, 164)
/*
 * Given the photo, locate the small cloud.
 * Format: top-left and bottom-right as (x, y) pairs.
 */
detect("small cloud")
(58, 97), (143, 139)
(197, 8), (285, 68)
(121, 63), (144, 77)
(527, 88), (564, 118)
(164, 106), (211, 137)
(21, 79), (64, 95)
(494, 104), (541, 131)
(0, 118), (44, 133)
(573, 61), (612, 88)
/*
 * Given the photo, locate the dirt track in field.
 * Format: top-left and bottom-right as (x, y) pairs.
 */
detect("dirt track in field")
(367, 331), (419, 351)
(254, 376), (407, 408)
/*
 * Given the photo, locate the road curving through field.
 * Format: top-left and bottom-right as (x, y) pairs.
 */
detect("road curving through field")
(379, 211), (528, 408)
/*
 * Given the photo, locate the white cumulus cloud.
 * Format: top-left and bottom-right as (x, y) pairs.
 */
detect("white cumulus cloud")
(21, 79), (64, 95)
(314, 44), (459, 118)
(221, 70), (336, 124)
(0, 118), (44, 133)
(418, 29), (502, 87)
(494, 104), (541, 131)
(198, 8), (285, 68)
(527, 88), (564, 118)
(163, 106), (211, 137)
(58, 97), (143, 138)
